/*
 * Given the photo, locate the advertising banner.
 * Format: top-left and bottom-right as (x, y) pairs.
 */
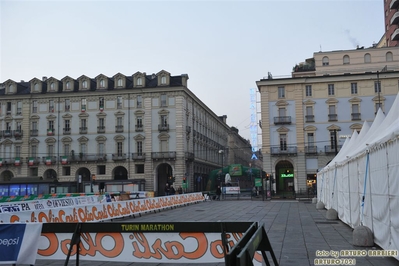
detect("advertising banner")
(0, 223), (42, 265)
(0, 193), (205, 223)
(36, 231), (263, 264)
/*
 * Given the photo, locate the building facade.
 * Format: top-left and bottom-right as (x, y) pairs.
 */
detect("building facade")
(257, 46), (399, 195)
(0, 70), (253, 196)
(384, 0), (399, 46)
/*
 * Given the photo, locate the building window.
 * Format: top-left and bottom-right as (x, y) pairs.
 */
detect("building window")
(278, 87), (285, 98)
(65, 99), (70, 111)
(137, 141), (143, 155)
(351, 83), (358, 94)
(305, 85), (312, 97)
(99, 117), (105, 127)
(98, 143), (105, 156)
(364, 53), (371, 63)
(117, 117), (123, 126)
(117, 96), (122, 109)
(279, 134), (287, 151)
(64, 120), (70, 132)
(117, 78), (123, 87)
(386, 52), (393, 62)
(81, 119), (87, 128)
(307, 133), (314, 146)
(48, 120), (55, 131)
(31, 121), (38, 134)
(32, 101), (37, 113)
(16, 101), (22, 115)
(49, 100), (54, 112)
(375, 102), (382, 112)
(161, 76), (166, 85)
(278, 108), (286, 117)
(34, 83), (39, 91)
(64, 144), (70, 156)
(117, 142), (123, 156)
(328, 84), (335, 96)
(137, 95), (142, 108)
(99, 97), (104, 110)
(322, 56), (329, 66)
(100, 79), (105, 88)
(330, 131), (338, 150)
(66, 81), (70, 90)
(48, 144), (54, 156)
(161, 115), (168, 126)
(6, 102), (11, 115)
(80, 143), (87, 155)
(50, 82), (55, 91)
(343, 55), (350, 64)
(160, 94), (167, 106)
(137, 77), (142, 86)
(81, 98), (86, 111)
(352, 104), (360, 120)
(82, 80), (88, 89)
(374, 81), (381, 93)
(136, 164), (144, 174)
(31, 145), (37, 157)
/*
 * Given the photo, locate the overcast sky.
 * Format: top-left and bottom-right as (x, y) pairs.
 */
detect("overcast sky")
(0, 0), (384, 143)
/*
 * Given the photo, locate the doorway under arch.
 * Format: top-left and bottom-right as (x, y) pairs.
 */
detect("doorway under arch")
(76, 167), (91, 193)
(157, 163), (173, 196)
(0, 170), (14, 181)
(113, 166), (128, 180)
(275, 160), (294, 194)
(43, 169), (57, 180)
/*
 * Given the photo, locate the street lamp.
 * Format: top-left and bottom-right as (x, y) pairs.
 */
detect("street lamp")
(218, 150), (224, 169)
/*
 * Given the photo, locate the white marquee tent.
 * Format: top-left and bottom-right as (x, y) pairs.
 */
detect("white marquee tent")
(317, 92), (399, 261)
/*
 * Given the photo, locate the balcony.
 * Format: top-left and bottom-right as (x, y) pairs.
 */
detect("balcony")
(390, 0), (399, 10)
(30, 129), (38, 136)
(135, 124), (143, 132)
(3, 130), (12, 138)
(65, 154), (107, 163)
(0, 158), (14, 166)
(305, 146), (318, 155)
(328, 114), (338, 121)
(79, 127), (88, 134)
(115, 125), (124, 133)
(351, 113), (361, 121)
(270, 146), (297, 156)
(47, 129), (55, 136)
(151, 152), (176, 160)
(185, 152), (194, 161)
(158, 124), (169, 132)
(112, 153), (127, 161)
(391, 11), (399, 25)
(63, 128), (71, 135)
(274, 116), (292, 125)
(14, 130), (23, 139)
(324, 145), (343, 154)
(97, 126), (105, 133)
(26, 157), (41, 166)
(42, 156), (57, 165)
(132, 153), (146, 161)
(305, 115), (315, 123)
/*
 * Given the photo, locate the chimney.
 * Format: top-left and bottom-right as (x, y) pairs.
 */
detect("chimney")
(42, 76), (47, 82)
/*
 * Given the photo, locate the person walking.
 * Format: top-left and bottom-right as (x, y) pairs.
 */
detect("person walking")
(164, 183), (170, 196)
(216, 185), (222, 200)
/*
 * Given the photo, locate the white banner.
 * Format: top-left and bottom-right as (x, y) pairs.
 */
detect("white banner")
(0, 193), (205, 223)
(0, 223), (42, 265)
(37, 231), (263, 265)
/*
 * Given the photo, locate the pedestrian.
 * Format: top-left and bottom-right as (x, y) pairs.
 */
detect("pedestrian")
(177, 186), (183, 194)
(170, 185), (176, 195)
(216, 185), (222, 200)
(164, 183), (170, 196)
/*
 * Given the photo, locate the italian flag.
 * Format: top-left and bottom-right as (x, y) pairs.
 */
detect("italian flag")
(14, 157), (20, 166)
(0, 158), (2, 167)
(45, 157), (52, 165)
(28, 157), (34, 166)
(61, 156), (68, 165)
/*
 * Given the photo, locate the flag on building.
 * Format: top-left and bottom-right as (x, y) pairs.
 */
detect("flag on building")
(45, 157), (52, 165)
(61, 156), (68, 165)
(14, 157), (20, 166)
(0, 158), (2, 167)
(28, 158), (34, 166)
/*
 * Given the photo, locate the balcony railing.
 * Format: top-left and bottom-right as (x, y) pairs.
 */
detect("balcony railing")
(42, 156), (57, 165)
(14, 130), (23, 138)
(97, 126), (105, 133)
(30, 129), (38, 136)
(64, 154), (107, 163)
(158, 124), (169, 132)
(115, 125), (124, 133)
(270, 146), (297, 156)
(135, 125), (143, 132)
(79, 127), (88, 134)
(305, 146), (318, 155)
(185, 152), (194, 161)
(132, 153), (146, 161)
(274, 116), (292, 125)
(63, 128), (71, 135)
(3, 130), (12, 138)
(0, 158), (14, 165)
(324, 145), (343, 154)
(328, 114), (338, 121)
(305, 115), (315, 123)
(351, 113), (361, 121)
(26, 157), (41, 166)
(112, 153), (127, 161)
(151, 152), (176, 160)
